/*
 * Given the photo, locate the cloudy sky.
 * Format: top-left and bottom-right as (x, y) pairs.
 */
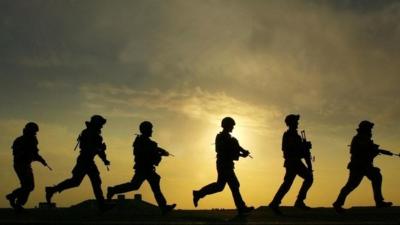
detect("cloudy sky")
(1, 0), (400, 209)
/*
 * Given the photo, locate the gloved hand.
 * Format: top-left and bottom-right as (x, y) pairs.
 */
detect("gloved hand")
(241, 150), (250, 158)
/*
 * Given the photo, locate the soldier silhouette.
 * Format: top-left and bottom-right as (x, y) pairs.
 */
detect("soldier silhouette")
(269, 114), (313, 215)
(6, 122), (49, 211)
(333, 120), (392, 213)
(192, 117), (254, 215)
(106, 121), (176, 214)
(45, 115), (112, 211)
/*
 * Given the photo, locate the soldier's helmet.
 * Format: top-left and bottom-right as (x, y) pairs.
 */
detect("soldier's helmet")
(89, 115), (107, 126)
(221, 117), (235, 128)
(24, 122), (39, 133)
(358, 120), (374, 131)
(139, 121), (153, 134)
(285, 114), (300, 126)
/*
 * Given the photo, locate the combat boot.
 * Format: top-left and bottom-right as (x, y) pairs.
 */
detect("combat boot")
(6, 194), (17, 209)
(376, 201), (392, 208)
(106, 187), (114, 201)
(332, 202), (346, 214)
(45, 186), (55, 203)
(192, 190), (200, 207)
(161, 203), (176, 215)
(14, 204), (25, 213)
(238, 206), (254, 215)
(268, 202), (282, 215)
(294, 200), (311, 210)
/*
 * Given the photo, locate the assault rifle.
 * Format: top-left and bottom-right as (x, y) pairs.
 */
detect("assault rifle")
(378, 149), (400, 157)
(231, 138), (253, 160)
(301, 130), (313, 171)
(347, 144), (400, 158)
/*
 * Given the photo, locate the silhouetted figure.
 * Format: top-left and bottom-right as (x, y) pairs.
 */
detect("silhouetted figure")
(269, 114), (313, 215)
(192, 117), (254, 215)
(45, 115), (112, 211)
(106, 121), (176, 214)
(6, 122), (49, 212)
(333, 121), (392, 213)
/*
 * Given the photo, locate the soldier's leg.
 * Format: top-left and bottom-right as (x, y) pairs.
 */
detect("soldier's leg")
(87, 164), (105, 205)
(15, 167), (35, 206)
(110, 172), (146, 194)
(196, 167), (227, 199)
(365, 167), (384, 204)
(147, 171), (167, 207)
(270, 168), (297, 206)
(296, 162), (314, 203)
(226, 169), (246, 209)
(45, 162), (86, 204)
(52, 166), (86, 193)
(8, 165), (28, 202)
(334, 169), (364, 206)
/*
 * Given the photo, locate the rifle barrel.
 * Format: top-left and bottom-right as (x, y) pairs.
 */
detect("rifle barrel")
(379, 149), (394, 156)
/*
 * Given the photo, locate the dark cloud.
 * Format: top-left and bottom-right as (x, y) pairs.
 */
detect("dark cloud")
(1, 0), (400, 128)
(0, 0), (168, 66)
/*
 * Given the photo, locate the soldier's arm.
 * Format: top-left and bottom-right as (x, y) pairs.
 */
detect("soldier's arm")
(350, 137), (363, 156)
(215, 134), (226, 153)
(32, 138), (47, 166)
(97, 135), (110, 165)
(98, 144), (110, 165)
(283, 133), (298, 151)
(157, 147), (169, 156)
(12, 138), (24, 159)
(300, 138), (313, 170)
(352, 137), (376, 155)
(33, 153), (47, 166)
(304, 154), (313, 171)
(282, 132), (293, 157)
(370, 142), (380, 157)
(232, 138), (249, 157)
